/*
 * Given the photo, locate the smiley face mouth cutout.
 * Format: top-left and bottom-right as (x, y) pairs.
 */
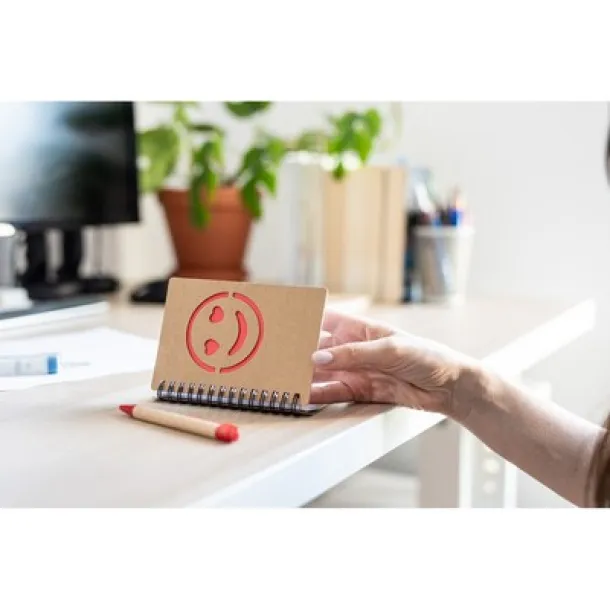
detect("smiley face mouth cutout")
(228, 310), (247, 356)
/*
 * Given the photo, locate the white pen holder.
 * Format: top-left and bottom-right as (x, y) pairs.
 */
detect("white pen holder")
(0, 223), (17, 288)
(413, 225), (474, 305)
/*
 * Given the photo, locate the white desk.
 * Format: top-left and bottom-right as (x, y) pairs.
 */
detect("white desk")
(0, 296), (595, 508)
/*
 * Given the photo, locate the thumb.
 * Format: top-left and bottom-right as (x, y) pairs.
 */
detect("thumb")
(311, 338), (390, 371)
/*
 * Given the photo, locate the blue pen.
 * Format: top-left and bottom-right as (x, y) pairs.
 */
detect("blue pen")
(0, 353), (59, 377)
(446, 189), (467, 226)
(446, 206), (463, 226)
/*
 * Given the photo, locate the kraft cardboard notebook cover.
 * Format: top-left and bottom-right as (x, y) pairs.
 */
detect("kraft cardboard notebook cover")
(152, 278), (328, 414)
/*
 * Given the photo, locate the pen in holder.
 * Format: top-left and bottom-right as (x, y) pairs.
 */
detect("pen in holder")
(413, 224), (474, 305)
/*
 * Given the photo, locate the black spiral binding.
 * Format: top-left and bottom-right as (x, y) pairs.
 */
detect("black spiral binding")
(155, 380), (307, 415)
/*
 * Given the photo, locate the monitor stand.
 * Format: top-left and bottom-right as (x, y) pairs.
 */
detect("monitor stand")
(60, 229), (121, 295)
(20, 231), (81, 300)
(20, 229), (120, 300)
(1, 229), (115, 330)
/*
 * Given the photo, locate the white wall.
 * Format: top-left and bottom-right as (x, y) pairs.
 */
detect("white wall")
(384, 102), (610, 507)
(103, 102), (610, 507)
(401, 102), (610, 304)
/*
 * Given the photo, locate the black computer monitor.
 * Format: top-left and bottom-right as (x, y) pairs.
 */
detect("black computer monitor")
(0, 101), (139, 229)
(0, 101), (140, 300)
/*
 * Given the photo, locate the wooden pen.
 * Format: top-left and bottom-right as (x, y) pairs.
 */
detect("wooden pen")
(119, 403), (239, 443)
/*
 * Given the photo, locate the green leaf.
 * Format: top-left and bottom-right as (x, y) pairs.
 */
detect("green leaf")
(354, 131), (373, 162)
(323, 109), (384, 169)
(265, 138), (286, 164)
(190, 123), (224, 135)
(243, 147), (264, 169)
(327, 135), (342, 155)
(193, 135), (224, 170)
(204, 169), (219, 201)
(189, 173), (208, 228)
(363, 109), (382, 137)
(327, 131), (353, 155)
(193, 142), (210, 165)
(241, 180), (262, 218)
(332, 162), (347, 180)
(137, 126), (179, 161)
(211, 135), (224, 166)
(173, 103), (190, 126)
(224, 102), (272, 118)
(258, 169), (277, 195)
(137, 126), (180, 193)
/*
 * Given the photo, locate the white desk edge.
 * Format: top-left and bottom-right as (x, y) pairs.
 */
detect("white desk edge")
(192, 299), (597, 507)
(0, 298), (595, 508)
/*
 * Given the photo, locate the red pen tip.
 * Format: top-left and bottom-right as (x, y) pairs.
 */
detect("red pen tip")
(215, 423), (239, 443)
(119, 404), (135, 417)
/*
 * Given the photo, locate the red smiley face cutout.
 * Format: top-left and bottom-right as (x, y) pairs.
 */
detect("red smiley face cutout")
(186, 291), (265, 374)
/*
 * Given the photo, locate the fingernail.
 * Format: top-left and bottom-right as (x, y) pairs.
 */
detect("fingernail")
(312, 350), (333, 365)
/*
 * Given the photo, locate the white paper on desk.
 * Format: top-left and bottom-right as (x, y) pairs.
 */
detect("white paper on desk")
(0, 327), (157, 391)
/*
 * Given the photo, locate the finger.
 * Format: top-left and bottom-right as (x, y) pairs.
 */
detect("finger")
(320, 308), (345, 333)
(311, 337), (389, 371)
(321, 307), (395, 340)
(321, 308), (370, 333)
(311, 369), (341, 383)
(310, 381), (354, 404)
(317, 331), (334, 350)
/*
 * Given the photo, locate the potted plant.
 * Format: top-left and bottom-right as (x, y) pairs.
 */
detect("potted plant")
(137, 102), (384, 281)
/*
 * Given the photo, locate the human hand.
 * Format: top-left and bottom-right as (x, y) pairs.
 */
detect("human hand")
(310, 308), (478, 418)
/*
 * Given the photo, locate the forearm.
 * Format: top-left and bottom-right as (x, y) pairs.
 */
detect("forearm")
(454, 366), (605, 507)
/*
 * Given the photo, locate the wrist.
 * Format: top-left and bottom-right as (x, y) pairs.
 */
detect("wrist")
(451, 361), (497, 423)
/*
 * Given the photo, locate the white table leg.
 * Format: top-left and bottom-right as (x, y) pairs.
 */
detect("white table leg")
(418, 419), (461, 507)
(418, 420), (517, 508)
(462, 428), (518, 508)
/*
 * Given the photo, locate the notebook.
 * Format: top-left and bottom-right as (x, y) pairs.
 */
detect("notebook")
(151, 277), (328, 415)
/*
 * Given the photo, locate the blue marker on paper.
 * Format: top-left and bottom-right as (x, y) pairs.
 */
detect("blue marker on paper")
(47, 354), (59, 374)
(0, 353), (59, 377)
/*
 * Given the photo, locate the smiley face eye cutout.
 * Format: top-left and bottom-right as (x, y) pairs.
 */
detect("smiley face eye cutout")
(204, 338), (220, 356)
(209, 306), (224, 323)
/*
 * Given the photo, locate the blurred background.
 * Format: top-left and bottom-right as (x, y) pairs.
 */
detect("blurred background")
(2, 100), (610, 508)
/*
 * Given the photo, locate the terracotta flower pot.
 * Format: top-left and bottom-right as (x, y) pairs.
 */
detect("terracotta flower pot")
(158, 186), (252, 281)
